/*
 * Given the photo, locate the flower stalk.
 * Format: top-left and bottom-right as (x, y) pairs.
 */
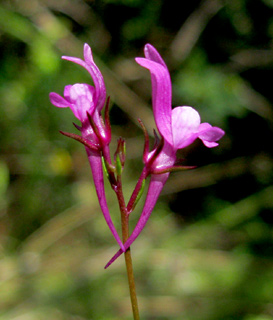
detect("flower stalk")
(116, 163), (140, 320)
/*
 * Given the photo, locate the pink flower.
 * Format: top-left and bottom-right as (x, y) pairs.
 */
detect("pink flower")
(105, 44), (225, 268)
(137, 44), (224, 152)
(49, 44), (109, 144)
(49, 44), (125, 252)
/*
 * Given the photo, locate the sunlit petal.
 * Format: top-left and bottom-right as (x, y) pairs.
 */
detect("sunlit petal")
(172, 106), (200, 149)
(136, 58), (173, 144)
(49, 92), (70, 108)
(198, 122), (225, 148)
(144, 43), (168, 68)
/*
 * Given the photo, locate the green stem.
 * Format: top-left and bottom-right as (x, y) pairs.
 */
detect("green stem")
(116, 175), (140, 320)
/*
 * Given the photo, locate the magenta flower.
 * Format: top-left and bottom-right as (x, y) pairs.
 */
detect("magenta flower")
(105, 44), (225, 268)
(49, 44), (125, 252)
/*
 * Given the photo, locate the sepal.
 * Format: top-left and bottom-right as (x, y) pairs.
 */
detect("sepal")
(145, 135), (164, 168)
(138, 119), (150, 164)
(59, 131), (100, 151)
(114, 138), (126, 176)
(104, 97), (112, 143)
(87, 110), (111, 147)
(130, 178), (146, 212)
(102, 156), (117, 187)
(73, 122), (82, 131)
(152, 165), (196, 174)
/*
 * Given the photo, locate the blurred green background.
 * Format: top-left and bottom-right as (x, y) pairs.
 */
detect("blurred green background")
(1, 0), (273, 319)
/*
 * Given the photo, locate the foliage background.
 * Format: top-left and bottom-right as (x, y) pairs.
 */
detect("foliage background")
(1, 0), (273, 319)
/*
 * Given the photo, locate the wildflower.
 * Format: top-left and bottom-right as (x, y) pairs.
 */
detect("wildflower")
(49, 44), (125, 251)
(105, 44), (224, 268)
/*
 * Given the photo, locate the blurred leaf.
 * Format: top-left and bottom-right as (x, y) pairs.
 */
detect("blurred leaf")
(245, 315), (273, 320)
(0, 5), (36, 43)
(214, 185), (273, 228)
(122, 0), (161, 40)
(0, 161), (9, 197)
(261, 0), (273, 8)
(174, 50), (247, 124)
(47, 148), (72, 176)
(101, 0), (143, 6)
(29, 37), (60, 74)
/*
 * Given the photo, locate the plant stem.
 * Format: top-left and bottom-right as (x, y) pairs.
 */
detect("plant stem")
(122, 214), (140, 320)
(116, 175), (140, 320)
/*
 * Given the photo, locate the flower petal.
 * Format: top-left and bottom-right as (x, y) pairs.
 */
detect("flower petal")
(198, 123), (225, 148)
(144, 44), (168, 68)
(136, 57), (173, 145)
(49, 92), (71, 108)
(63, 85), (73, 101)
(68, 84), (96, 121)
(202, 141), (219, 148)
(172, 106), (201, 149)
(83, 43), (94, 64)
(62, 46), (106, 112)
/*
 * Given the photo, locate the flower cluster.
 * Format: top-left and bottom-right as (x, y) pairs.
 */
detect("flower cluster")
(50, 43), (225, 268)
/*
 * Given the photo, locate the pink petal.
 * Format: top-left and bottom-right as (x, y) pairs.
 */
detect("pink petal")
(144, 44), (168, 68)
(68, 84), (96, 121)
(49, 92), (71, 108)
(150, 138), (177, 171)
(83, 43), (94, 64)
(202, 141), (219, 148)
(172, 106), (201, 149)
(198, 123), (225, 148)
(69, 84), (95, 104)
(62, 46), (106, 112)
(63, 85), (72, 101)
(136, 58), (173, 145)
